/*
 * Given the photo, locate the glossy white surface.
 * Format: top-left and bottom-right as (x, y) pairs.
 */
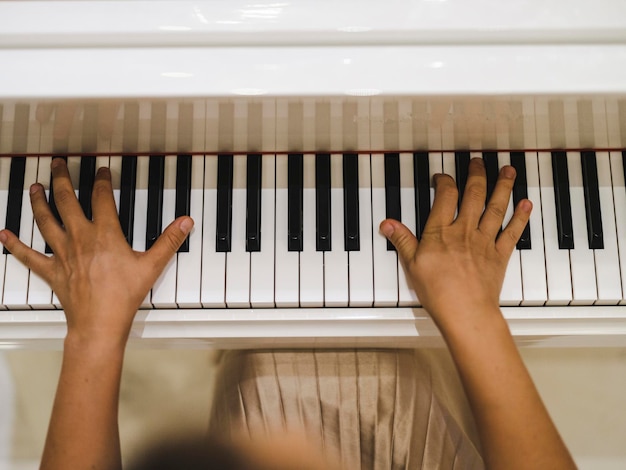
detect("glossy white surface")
(2, 45), (626, 99)
(2, 1), (626, 47)
(1, 307), (626, 349)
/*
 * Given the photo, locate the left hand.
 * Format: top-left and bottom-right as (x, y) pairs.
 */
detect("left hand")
(0, 158), (193, 344)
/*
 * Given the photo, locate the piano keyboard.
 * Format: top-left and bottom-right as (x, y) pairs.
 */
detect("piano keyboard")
(2, 0), (626, 347)
(2, 149), (626, 311)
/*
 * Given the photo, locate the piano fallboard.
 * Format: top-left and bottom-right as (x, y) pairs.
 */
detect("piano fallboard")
(2, 306), (626, 349)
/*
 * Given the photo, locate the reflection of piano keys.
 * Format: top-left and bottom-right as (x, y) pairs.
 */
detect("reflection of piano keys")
(2, 0), (626, 348)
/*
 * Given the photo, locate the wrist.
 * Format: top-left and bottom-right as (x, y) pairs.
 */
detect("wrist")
(431, 303), (508, 342)
(64, 330), (128, 357)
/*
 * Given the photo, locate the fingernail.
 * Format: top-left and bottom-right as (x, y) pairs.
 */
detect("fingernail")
(502, 166), (516, 178)
(380, 221), (395, 238)
(30, 184), (40, 194)
(521, 199), (532, 212)
(97, 166), (111, 177)
(180, 218), (194, 235)
(0, 231), (7, 244)
(471, 157), (484, 167)
(51, 157), (64, 168)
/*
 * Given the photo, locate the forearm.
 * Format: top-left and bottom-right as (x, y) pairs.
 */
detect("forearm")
(439, 308), (576, 470)
(41, 334), (127, 470)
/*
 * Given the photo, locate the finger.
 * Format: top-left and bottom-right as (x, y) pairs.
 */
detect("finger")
(53, 104), (77, 141)
(424, 173), (458, 228)
(35, 103), (55, 124)
(50, 157), (85, 229)
(0, 229), (53, 282)
(144, 217), (194, 275)
(496, 199), (533, 257)
(98, 101), (120, 140)
(29, 183), (66, 254)
(456, 157), (487, 226)
(380, 219), (418, 265)
(91, 167), (121, 227)
(479, 165), (516, 237)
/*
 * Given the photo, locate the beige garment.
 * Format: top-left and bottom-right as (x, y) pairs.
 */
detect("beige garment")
(209, 349), (484, 470)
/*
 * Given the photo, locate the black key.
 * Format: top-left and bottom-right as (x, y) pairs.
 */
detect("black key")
(175, 154), (192, 253)
(482, 152), (499, 203)
(287, 153), (303, 252)
(3, 157), (26, 255)
(78, 156), (96, 220)
(509, 152), (531, 250)
(45, 156), (67, 254)
(145, 156), (165, 250)
(118, 156), (137, 246)
(315, 153), (332, 252)
(216, 154), (233, 252)
(384, 153), (401, 251)
(551, 151), (574, 250)
(246, 154), (262, 252)
(413, 152), (430, 240)
(455, 151), (470, 209)
(482, 151), (503, 236)
(343, 153), (360, 251)
(580, 151), (604, 249)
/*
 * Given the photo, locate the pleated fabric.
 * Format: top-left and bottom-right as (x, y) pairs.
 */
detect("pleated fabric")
(208, 349), (484, 470)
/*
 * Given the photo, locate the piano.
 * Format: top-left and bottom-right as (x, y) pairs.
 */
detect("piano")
(1, 0), (626, 348)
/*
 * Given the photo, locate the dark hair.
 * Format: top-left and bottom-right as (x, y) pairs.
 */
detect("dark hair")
(128, 435), (255, 470)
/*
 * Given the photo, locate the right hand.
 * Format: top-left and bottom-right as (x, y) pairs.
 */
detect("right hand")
(379, 157), (532, 332)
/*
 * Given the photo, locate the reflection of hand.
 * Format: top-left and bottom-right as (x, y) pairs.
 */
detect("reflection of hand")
(36, 101), (120, 143)
(0, 158), (192, 343)
(380, 157), (531, 334)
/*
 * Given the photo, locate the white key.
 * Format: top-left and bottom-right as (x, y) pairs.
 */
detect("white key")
(567, 151), (597, 304)
(274, 154), (299, 307)
(3, 157), (38, 308)
(250, 154), (275, 307)
(66, 156), (81, 197)
(538, 152), (572, 304)
(429, 152), (443, 208)
(95, 156), (110, 177)
(324, 153), (349, 306)
(225, 155), (251, 308)
(108, 156), (122, 215)
(519, 152), (548, 306)
(0, 157), (11, 310)
(132, 155), (152, 308)
(151, 156), (177, 308)
(442, 151), (456, 180)
(300, 154), (324, 307)
(594, 151), (622, 304)
(609, 151), (626, 304)
(371, 153), (398, 306)
(176, 155), (204, 308)
(398, 152), (419, 306)
(348, 154), (374, 307)
(201, 155), (226, 307)
(497, 152), (523, 306)
(28, 157), (54, 308)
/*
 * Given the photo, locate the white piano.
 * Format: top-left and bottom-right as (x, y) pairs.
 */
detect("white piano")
(1, 0), (626, 348)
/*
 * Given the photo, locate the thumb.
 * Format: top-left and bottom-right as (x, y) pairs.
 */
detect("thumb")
(379, 219), (418, 263)
(145, 216), (194, 272)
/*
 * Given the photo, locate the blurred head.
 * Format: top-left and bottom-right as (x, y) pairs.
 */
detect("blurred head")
(128, 433), (340, 470)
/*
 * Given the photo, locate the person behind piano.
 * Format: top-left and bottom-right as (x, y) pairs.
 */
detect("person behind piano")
(0, 157), (576, 469)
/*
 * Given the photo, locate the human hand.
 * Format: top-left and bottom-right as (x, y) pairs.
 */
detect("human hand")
(0, 158), (193, 344)
(380, 157), (531, 333)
